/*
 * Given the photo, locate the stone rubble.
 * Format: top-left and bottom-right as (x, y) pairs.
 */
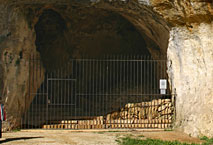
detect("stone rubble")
(105, 99), (174, 121)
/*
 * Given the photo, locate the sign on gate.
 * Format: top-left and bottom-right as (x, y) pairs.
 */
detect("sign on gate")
(160, 79), (167, 94)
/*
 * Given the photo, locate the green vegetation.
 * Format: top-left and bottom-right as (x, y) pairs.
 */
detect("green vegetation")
(116, 137), (200, 145)
(164, 128), (174, 132)
(12, 128), (21, 132)
(137, 135), (145, 137)
(200, 136), (213, 145)
(95, 131), (213, 145)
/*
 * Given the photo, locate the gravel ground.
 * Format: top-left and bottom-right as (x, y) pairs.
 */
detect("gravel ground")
(0, 129), (204, 145)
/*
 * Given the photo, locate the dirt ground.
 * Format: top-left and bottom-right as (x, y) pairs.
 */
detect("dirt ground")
(0, 129), (204, 145)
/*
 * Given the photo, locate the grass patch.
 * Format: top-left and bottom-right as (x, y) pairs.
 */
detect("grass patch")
(200, 136), (213, 145)
(116, 137), (199, 145)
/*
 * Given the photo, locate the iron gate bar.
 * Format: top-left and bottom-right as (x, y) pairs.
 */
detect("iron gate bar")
(22, 55), (175, 129)
(50, 69), (53, 127)
(30, 55), (33, 129)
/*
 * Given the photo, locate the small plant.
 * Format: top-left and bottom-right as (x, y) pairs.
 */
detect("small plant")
(164, 128), (174, 132)
(138, 135), (145, 137)
(200, 136), (209, 141)
(12, 128), (21, 132)
(200, 136), (213, 145)
(115, 138), (122, 144)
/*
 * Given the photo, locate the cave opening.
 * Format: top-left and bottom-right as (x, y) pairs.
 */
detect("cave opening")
(34, 8), (151, 70)
(23, 7), (173, 129)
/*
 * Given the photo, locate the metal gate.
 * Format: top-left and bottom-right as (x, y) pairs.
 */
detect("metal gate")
(22, 55), (175, 129)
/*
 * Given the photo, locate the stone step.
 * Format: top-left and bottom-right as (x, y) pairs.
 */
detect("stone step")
(42, 123), (172, 129)
(42, 119), (173, 129)
(43, 119), (172, 124)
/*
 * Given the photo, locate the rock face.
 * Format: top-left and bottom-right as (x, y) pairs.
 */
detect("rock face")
(167, 23), (213, 137)
(150, 0), (213, 26)
(0, 5), (40, 129)
(150, 0), (213, 137)
(0, 0), (213, 138)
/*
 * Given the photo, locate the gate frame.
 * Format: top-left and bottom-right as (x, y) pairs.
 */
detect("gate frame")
(22, 55), (176, 129)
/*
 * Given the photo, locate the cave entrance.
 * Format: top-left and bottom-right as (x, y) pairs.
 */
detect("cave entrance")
(22, 55), (175, 129)
(21, 8), (174, 129)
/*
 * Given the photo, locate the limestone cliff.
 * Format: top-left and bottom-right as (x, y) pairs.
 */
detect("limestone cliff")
(168, 23), (213, 137)
(0, 0), (213, 137)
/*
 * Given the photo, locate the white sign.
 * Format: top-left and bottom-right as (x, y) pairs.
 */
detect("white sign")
(160, 79), (167, 89)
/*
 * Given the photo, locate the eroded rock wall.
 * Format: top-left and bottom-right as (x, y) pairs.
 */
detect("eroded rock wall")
(0, 4), (44, 129)
(167, 22), (213, 137)
(150, 0), (213, 26)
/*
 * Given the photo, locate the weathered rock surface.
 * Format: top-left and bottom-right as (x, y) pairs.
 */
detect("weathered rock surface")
(168, 22), (213, 137)
(0, 4), (45, 129)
